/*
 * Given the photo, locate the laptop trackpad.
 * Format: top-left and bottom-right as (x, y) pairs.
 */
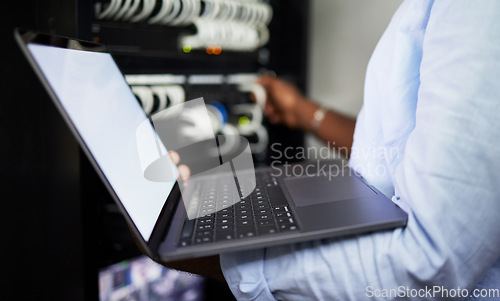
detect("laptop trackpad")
(283, 174), (376, 207)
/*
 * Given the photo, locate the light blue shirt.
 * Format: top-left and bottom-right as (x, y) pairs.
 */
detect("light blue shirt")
(220, 0), (500, 300)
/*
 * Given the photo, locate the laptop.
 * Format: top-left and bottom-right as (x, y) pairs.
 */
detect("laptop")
(15, 29), (407, 262)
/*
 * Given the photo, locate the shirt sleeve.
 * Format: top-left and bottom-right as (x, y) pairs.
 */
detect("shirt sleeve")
(221, 1), (500, 300)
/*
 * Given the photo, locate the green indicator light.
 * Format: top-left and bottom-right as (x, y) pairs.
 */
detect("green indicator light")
(238, 116), (250, 127)
(183, 45), (192, 53)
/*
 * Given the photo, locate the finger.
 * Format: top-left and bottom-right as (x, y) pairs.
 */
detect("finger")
(178, 164), (191, 180)
(264, 102), (275, 116)
(257, 74), (276, 87)
(268, 114), (280, 124)
(169, 151), (180, 165)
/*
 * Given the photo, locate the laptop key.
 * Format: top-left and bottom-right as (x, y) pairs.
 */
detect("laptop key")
(272, 206), (289, 213)
(197, 224), (213, 231)
(279, 224), (298, 232)
(219, 218), (234, 225)
(216, 212), (232, 219)
(257, 225), (278, 235)
(237, 226), (256, 238)
(235, 209), (251, 215)
(215, 231), (235, 242)
(181, 219), (195, 239)
(195, 230), (213, 237)
(194, 236), (213, 244)
(256, 214), (272, 221)
(200, 208), (215, 216)
(254, 199), (269, 205)
(236, 204), (251, 210)
(236, 219), (254, 227)
(277, 217), (295, 225)
(255, 204), (271, 210)
(219, 208), (232, 214)
(275, 212), (292, 218)
(216, 224), (233, 231)
(254, 208), (272, 216)
(257, 219), (274, 226)
(179, 238), (191, 247)
(198, 217), (214, 224)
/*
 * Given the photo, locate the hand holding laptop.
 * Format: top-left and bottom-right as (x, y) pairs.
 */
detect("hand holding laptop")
(160, 151), (226, 281)
(168, 151), (190, 181)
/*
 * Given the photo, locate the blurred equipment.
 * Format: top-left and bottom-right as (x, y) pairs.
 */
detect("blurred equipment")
(99, 256), (205, 301)
(126, 73), (269, 161)
(93, 0), (273, 52)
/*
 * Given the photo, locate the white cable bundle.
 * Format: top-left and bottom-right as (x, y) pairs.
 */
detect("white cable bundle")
(95, 0), (202, 25)
(181, 0), (272, 51)
(129, 74), (186, 116)
(94, 0), (273, 52)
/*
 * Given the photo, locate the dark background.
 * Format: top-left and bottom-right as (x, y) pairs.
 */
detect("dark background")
(1, 1), (309, 299)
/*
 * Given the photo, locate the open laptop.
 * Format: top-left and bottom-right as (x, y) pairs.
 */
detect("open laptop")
(15, 29), (407, 262)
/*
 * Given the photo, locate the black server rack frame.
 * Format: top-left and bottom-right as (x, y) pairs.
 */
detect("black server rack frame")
(3, 0), (310, 300)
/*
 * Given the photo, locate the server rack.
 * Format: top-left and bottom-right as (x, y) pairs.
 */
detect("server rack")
(3, 1), (309, 299)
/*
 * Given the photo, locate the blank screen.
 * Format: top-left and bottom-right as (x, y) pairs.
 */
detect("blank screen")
(28, 43), (178, 240)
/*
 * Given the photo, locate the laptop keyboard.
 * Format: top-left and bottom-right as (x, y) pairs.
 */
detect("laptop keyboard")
(178, 171), (298, 247)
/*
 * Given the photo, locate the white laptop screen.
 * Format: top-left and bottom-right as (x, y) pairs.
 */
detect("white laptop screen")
(27, 43), (178, 241)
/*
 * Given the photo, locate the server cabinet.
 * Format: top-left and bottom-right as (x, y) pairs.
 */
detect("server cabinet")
(3, 1), (309, 299)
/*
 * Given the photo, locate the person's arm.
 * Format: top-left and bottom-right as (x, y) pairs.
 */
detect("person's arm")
(257, 76), (356, 157)
(221, 1), (500, 299)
